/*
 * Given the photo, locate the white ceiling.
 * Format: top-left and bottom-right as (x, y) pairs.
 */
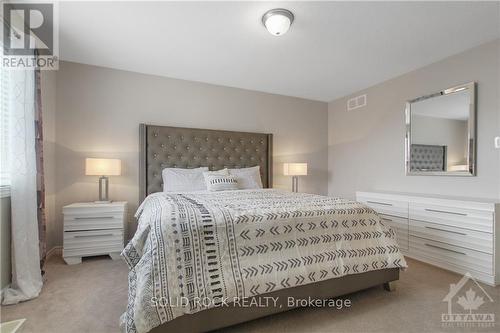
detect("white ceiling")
(59, 1), (500, 102)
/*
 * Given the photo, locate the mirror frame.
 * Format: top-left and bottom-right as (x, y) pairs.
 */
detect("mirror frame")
(405, 82), (476, 176)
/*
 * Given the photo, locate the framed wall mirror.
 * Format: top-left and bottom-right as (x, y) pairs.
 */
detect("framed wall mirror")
(405, 82), (476, 176)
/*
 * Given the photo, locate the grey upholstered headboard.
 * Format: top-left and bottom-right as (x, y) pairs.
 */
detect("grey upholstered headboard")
(410, 144), (447, 172)
(139, 124), (273, 201)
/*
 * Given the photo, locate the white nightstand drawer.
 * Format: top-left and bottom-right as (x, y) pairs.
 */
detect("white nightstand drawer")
(63, 229), (124, 259)
(63, 201), (127, 264)
(64, 216), (123, 231)
(63, 245), (123, 258)
(63, 202), (126, 216)
(64, 229), (123, 249)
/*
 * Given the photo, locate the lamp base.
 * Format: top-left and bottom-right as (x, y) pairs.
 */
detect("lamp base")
(98, 176), (110, 202)
(93, 200), (112, 204)
(291, 176), (299, 193)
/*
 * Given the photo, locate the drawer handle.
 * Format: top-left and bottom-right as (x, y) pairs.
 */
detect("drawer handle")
(74, 234), (114, 238)
(424, 243), (466, 256)
(74, 216), (114, 220)
(367, 201), (393, 206)
(424, 208), (467, 216)
(425, 226), (466, 236)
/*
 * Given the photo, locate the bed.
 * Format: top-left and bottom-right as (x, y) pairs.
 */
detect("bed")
(122, 124), (407, 333)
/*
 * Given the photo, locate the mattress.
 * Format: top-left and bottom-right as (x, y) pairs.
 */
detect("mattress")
(122, 189), (407, 333)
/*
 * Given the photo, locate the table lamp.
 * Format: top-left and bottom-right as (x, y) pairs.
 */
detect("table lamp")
(85, 158), (121, 203)
(283, 163), (307, 192)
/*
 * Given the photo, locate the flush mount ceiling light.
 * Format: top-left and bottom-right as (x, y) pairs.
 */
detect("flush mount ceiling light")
(262, 8), (294, 36)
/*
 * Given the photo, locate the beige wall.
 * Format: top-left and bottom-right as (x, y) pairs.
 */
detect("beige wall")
(49, 61), (328, 245)
(42, 70), (57, 250)
(328, 39), (500, 200)
(44, 40), (499, 249)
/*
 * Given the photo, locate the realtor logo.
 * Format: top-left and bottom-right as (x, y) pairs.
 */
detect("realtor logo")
(441, 272), (495, 328)
(1, 1), (58, 69)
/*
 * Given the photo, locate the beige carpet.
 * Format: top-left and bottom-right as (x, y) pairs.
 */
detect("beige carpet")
(1, 256), (498, 333)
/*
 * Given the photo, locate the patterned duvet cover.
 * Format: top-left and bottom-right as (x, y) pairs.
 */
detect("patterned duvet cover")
(122, 189), (407, 333)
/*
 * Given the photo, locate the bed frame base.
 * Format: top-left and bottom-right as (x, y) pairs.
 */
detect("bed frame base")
(150, 268), (399, 333)
(383, 281), (396, 292)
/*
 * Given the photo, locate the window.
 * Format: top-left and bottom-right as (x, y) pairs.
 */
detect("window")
(0, 65), (10, 187)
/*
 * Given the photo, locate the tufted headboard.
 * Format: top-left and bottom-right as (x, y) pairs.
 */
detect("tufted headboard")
(410, 144), (447, 172)
(139, 124), (273, 201)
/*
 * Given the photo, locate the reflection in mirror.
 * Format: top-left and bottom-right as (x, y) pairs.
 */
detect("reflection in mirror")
(405, 82), (476, 176)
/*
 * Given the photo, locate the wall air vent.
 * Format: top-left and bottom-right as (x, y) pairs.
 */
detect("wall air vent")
(347, 94), (367, 111)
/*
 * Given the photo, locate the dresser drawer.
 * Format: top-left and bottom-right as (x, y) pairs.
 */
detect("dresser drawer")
(409, 236), (493, 275)
(357, 196), (408, 218)
(409, 219), (493, 254)
(409, 203), (493, 233)
(356, 191), (497, 285)
(380, 214), (408, 250)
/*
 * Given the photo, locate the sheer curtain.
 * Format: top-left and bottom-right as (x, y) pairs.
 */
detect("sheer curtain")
(0, 64), (43, 304)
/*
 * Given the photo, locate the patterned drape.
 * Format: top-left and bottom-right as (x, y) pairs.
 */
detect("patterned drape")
(34, 57), (47, 272)
(1, 57), (43, 304)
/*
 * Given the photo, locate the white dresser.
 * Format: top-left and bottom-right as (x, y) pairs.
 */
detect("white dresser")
(356, 191), (499, 286)
(63, 202), (127, 265)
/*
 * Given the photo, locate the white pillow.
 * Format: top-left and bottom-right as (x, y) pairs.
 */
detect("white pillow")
(162, 167), (209, 192)
(228, 166), (263, 189)
(204, 174), (239, 191)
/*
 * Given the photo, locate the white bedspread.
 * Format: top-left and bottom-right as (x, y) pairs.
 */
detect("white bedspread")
(122, 189), (407, 333)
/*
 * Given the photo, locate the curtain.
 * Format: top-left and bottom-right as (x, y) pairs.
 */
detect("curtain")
(1, 64), (43, 304)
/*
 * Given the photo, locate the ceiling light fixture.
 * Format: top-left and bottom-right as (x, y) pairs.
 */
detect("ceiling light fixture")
(262, 8), (294, 36)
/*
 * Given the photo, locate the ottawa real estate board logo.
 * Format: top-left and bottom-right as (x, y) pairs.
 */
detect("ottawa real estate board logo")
(1, 1), (58, 70)
(442, 272), (495, 328)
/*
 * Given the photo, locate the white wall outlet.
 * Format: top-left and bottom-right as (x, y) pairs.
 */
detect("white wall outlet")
(495, 136), (500, 149)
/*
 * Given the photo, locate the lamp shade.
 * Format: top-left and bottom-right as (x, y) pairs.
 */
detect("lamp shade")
(85, 158), (121, 176)
(283, 163), (307, 176)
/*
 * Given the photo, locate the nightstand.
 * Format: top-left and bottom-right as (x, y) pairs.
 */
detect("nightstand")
(63, 201), (127, 265)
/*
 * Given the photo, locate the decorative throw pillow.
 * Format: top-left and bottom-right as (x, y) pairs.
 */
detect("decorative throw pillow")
(162, 167), (209, 192)
(202, 168), (228, 188)
(204, 175), (239, 191)
(228, 166), (263, 189)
